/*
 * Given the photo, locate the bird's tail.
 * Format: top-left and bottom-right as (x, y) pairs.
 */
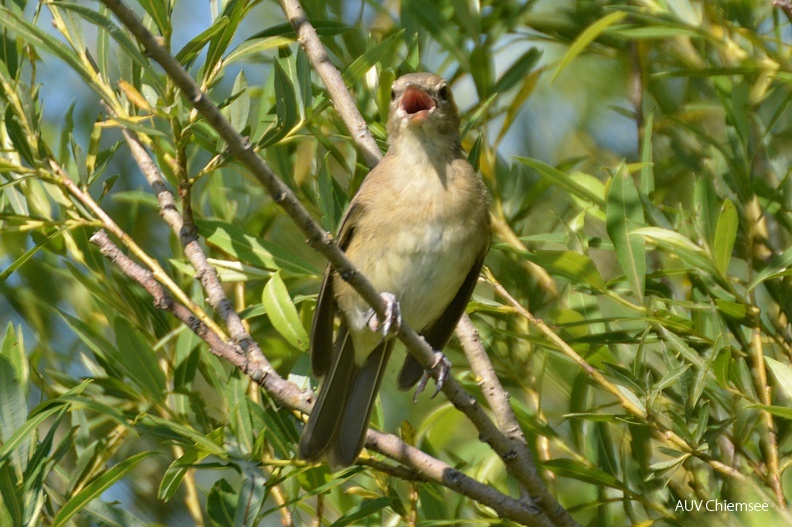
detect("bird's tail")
(299, 329), (393, 469)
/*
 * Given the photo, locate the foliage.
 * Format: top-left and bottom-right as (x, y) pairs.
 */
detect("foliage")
(1, 0), (792, 525)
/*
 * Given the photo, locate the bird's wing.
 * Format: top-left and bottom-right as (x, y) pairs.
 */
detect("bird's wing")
(309, 200), (365, 377)
(397, 249), (488, 390)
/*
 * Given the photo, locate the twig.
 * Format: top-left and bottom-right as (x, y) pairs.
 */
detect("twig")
(483, 268), (750, 483)
(277, 0), (382, 169)
(97, 2), (569, 522)
(51, 160), (228, 342)
(776, 0), (792, 23)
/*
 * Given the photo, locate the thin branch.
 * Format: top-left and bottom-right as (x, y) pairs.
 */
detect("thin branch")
(483, 268), (751, 484)
(776, 0), (792, 23)
(120, 127), (271, 378)
(278, 0), (383, 169)
(96, 2), (568, 521)
(51, 160), (228, 342)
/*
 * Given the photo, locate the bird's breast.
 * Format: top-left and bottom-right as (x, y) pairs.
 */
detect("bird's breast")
(346, 175), (482, 333)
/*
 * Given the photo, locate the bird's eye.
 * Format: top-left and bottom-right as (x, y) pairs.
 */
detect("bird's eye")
(390, 88), (396, 101)
(438, 85), (449, 101)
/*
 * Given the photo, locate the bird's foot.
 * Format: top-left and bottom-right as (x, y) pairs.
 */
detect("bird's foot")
(413, 352), (451, 403)
(367, 292), (402, 339)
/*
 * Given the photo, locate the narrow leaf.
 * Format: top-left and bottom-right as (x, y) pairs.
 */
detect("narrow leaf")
(52, 451), (157, 527)
(553, 11), (627, 82)
(606, 164), (645, 303)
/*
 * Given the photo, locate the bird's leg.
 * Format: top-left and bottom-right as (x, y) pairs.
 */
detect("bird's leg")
(413, 351), (451, 402)
(367, 292), (402, 338)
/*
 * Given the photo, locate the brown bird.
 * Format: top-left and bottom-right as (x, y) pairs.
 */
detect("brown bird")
(298, 72), (491, 469)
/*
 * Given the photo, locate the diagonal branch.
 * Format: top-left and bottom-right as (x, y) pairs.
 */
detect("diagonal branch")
(456, 314), (575, 527)
(278, 0), (383, 169)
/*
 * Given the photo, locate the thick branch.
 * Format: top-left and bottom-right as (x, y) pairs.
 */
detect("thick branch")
(456, 314), (575, 527)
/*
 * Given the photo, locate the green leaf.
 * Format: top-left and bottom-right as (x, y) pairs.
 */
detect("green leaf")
(257, 60), (300, 149)
(492, 48), (542, 94)
(207, 479), (237, 527)
(514, 157), (605, 207)
(606, 164), (645, 303)
(1, 323), (26, 395)
(328, 497), (395, 527)
(542, 458), (627, 491)
(634, 227), (719, 276)
(0, 461), (21, 526)
(224, 69), (250, 133)
(142, 415), (227, 458)
(639, 112), (654, 196)
(223, 36), (293, 65)
(0, 404), (65, 461)
(747, 404), (792, 420)
(651, 364), (692, 394)
(747, 247), (792, 292)
(262, 271), (309, 351)
(765, 357), (792, 399)
(197, 220), (318, 275)
(175, 17), (229, 68)
(494, 245), (605, 291)
(203, 1), (248, 85)
(552, 11), (627, 82)
(235, 475), (267, 527)
(138, 0), (171, 37)
(82, 500), (151, 527)
(0, 5), (90, 82)
(0, 354), (27, 463)
(341, 29), (405, 86)
(113, 318), (166, 401)
(712, 199), (737, 275)
(159, 447), (206, 502)
(52, 451), (157, 527)
(0, 226), (68, 285)
(4, 105), (34, 166)
(49, 2), (164, 93)
(402, 0), (469, 70)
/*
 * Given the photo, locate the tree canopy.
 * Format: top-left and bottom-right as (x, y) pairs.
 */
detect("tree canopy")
(2, 0), (792, 525)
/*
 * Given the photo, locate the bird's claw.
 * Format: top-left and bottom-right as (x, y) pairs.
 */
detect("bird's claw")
(367, 292), (402, 338)
(413, 353), (451, 403)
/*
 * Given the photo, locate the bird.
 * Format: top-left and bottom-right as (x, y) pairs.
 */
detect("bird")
(298, 72), (491, 469)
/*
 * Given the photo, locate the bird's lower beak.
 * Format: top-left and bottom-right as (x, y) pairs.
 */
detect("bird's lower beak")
(399, 86), (435, 122)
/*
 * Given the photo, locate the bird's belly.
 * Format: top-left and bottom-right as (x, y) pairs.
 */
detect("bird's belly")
(364, 219), (476, 331)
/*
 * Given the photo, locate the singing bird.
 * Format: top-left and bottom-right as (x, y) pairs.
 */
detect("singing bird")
(298, 72), (491, 469)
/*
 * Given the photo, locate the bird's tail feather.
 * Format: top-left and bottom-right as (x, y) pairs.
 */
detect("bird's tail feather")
(299, 329), (392, 469)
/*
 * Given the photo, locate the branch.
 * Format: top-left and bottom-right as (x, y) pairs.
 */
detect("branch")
(120, 127), (272, 380)
(456, 314), (575, 527)
(277, 0), (383, 168)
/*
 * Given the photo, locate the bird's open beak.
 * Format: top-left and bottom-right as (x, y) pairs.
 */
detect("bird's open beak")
(399, 85), (435, 122)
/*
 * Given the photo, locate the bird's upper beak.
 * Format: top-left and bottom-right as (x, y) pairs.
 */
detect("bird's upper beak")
(399, 85), (435, 123)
